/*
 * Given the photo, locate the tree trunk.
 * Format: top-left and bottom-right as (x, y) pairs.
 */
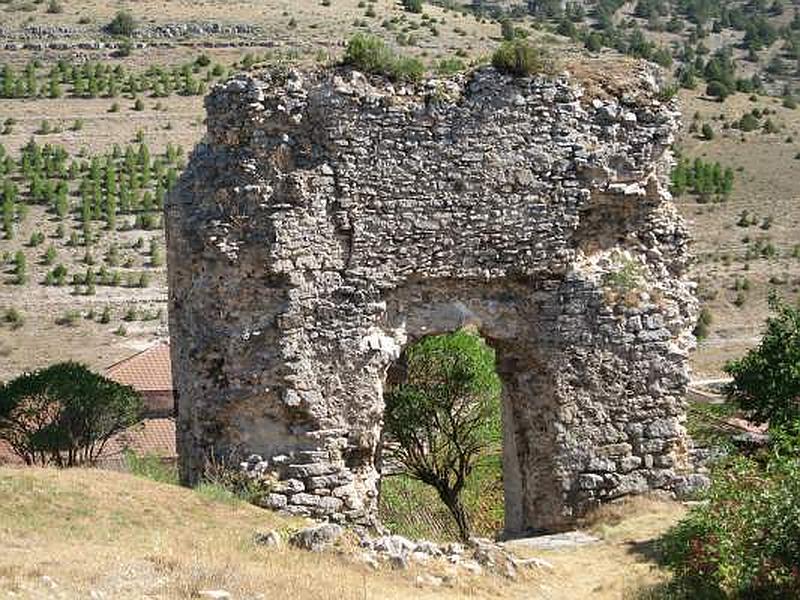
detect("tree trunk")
(440, 490), (471, 542)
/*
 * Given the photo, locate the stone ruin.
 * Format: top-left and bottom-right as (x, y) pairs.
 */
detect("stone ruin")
(165, 62), (700, 535)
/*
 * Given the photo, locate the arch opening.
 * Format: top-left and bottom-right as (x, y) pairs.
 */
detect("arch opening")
(377, 329), (507, 541)
(377, 279), (566, 538)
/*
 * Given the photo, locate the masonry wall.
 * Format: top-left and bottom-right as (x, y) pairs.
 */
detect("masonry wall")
(166, 64), (700, 533)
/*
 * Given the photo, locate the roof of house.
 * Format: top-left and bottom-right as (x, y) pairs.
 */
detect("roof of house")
(0, 440), (22, 465)
(0, 417), (177, 466)
(106, 342), (173, 392)
(101, 417), (177, 460)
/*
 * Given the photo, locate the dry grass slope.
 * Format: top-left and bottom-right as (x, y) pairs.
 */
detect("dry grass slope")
(0, 467), (536, 599)
(0, 468), (686, 599)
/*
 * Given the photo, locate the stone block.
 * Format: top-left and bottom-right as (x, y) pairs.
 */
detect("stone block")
(577, 473), (604, 490)
(263, 493), (288, 510)
(273, 478), (305, 494)
(289, 493), (322, 507)
(286, 463), (339, 479)
(646, 418), (681, 439)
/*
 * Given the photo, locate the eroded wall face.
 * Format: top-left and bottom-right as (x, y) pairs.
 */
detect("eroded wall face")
(166, 65), (698, 533)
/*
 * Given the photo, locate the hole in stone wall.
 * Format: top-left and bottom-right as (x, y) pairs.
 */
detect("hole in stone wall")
(574, 192), (645, 255)
(376, 329), (506, 541)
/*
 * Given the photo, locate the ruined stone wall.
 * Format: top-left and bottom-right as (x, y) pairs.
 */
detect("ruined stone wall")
(165, 64), (699, 534)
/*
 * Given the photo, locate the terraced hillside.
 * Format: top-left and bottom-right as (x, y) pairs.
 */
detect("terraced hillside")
(0, 0), (798, 381)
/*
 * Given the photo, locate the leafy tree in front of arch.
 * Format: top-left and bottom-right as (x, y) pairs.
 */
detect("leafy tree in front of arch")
(383, 329), (502, 541)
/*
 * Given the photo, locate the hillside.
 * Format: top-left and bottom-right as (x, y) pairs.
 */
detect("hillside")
(0, 0), (797, 381)
(0, 467), (685, 599)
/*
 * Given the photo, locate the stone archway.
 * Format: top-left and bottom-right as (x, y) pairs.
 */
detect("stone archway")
(166, 64), (698, 534)
(379, 279), (564, 535)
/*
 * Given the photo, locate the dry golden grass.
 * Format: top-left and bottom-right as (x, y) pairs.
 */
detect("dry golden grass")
(0, 468), (687, 599)
(0, 467), (549, 599)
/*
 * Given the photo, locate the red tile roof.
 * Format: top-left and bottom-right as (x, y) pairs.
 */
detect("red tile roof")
(0, 440), (23, 465)
(101, 417), (177, 460)
(106, 342), (173, 392)
(0, 418), (177, 465)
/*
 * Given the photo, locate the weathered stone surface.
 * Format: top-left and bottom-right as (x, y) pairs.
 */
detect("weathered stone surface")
(262, 493), (288, 510)
(166, 64), (697, 533)
(253, 530), (282, 548)
(671, 473), (711, 498)
(503, 531), (600, 552)
(289, 523), (344, 552)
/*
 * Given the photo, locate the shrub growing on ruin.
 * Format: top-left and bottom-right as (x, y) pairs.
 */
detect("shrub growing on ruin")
(0, 362), (142, 466)
(383, 329), (501, 541)
(343, 33), (424, 82)
(491, 40), (548, 77)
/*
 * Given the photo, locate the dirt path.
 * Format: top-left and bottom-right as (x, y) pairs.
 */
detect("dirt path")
(507, 498), (685, 599)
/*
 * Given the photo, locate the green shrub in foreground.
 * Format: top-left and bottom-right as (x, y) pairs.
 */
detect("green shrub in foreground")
(491, 40), (548, 77)
(658, 433), (800, 599)
(724, 294), (800, 427)
(343, 33), (424, 82)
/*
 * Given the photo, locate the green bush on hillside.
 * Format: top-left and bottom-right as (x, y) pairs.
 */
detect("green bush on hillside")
(491, 40), (548, 77)
(402, 0), (423, 13)
(706, 80), (730, 101)
(659, 438), (800, 599)
(724, 294), (800, 427)
(655, 300), (800, 598)
(105, 11), (136, 37)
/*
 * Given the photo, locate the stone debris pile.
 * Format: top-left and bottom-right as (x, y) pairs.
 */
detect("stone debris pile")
(256, 523), (554, 582)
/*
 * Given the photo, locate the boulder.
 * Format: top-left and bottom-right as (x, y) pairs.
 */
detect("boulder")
(289, 523), (343, 552)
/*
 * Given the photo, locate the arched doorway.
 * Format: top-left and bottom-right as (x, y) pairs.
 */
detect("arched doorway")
(379, 279), (565, 536)
(377, 329), (505, 540)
